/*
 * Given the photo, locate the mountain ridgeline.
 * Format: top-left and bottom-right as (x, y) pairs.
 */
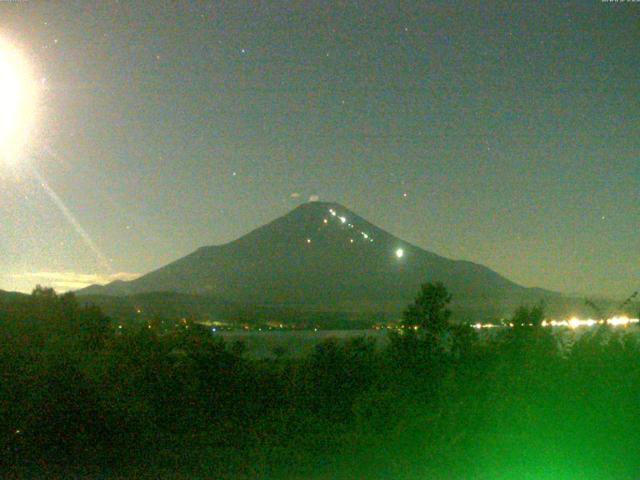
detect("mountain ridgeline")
(78, 202), (557, 320)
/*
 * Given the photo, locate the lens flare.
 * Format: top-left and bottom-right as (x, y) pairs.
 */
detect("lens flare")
(0, 38), (39, 165)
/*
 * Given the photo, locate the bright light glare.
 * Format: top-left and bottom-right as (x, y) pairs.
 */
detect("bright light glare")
(608, 315), (635, 327)
(395, 248), (404, 258)
(567, 317), (597, 329)
(0, 39), (38, 165)
(473, 316), (640, 330)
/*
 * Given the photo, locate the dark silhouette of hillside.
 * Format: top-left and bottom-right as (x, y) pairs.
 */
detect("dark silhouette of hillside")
(0, 290), (28, 303)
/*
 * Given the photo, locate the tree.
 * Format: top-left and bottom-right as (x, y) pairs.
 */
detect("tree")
(586, 291), (638, 324)
(504, 302), (555, 357)
(511, 303), (545, 329)
(403, 282), (452, 336)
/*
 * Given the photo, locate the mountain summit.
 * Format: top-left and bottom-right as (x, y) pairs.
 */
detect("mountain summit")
(79, 202), (553, 316)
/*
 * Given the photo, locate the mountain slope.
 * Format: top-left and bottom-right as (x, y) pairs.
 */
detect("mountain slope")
(78, 202), (555, 315)
(0, 290), (29, 303)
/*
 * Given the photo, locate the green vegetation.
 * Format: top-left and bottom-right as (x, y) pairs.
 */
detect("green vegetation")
(1, 285), (640, 479)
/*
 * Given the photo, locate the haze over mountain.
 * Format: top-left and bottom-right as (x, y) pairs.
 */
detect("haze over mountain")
(78, 202), (559, 318)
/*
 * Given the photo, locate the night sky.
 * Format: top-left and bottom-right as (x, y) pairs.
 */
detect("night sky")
(0, 1), (638, 297)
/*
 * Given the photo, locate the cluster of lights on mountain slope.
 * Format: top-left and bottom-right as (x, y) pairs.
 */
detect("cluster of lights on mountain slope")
(302, 208), (406, 260)
(472, 315), (639, 330)
(326, 208), (375, 243)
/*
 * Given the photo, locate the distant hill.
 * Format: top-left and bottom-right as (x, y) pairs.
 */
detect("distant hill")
(0, 290), (29, 303)
(77, 291), (386, 328)
(77, 202), (564, 320)
(78, 291), (232, 321)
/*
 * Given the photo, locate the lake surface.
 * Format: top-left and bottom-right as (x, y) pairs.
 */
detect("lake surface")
(215, 324), (640, 358)
(216, 329), (388, 358)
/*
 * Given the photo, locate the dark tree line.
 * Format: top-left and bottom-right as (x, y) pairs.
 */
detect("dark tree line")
(1, 284), (640, 479)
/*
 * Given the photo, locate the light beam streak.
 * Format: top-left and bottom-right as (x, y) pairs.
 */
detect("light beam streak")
(30, 166), (111, 272)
